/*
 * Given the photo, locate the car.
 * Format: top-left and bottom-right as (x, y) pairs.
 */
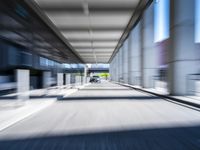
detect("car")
(89, 76), (101, 83)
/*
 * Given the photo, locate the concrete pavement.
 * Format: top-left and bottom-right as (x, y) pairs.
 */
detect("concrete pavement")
(0, 99), (56, 132)
(0, 87), (79, 132)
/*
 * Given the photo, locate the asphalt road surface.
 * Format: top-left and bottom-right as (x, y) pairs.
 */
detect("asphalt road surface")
(0, 81), (200, 150)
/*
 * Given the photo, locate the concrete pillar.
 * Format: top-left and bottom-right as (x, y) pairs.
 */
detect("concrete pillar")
(43, 71), (51, 88)
(65, 74), (71, 85)
(123, 40), (129, 84)
(168, 0), (200, 95)
(121, 46), (125, 83)
(128, 32), (132, 84)
(114, 56), (118, 82)
(142, 3), (158, 88)
(16, 69), (30, 100)
(57, 73), (63, 87)
(70, 73), (76, 85)
(109, 61), (113, 81)
(114, 56), (117, 82)
(75, 75), (81, 85)
(129, 22), (142, 86)
(84, 65), (88, 84)
(111, 54), (116, 82)
(111, 60), (114, 81)
(119, 48), (123, 82)
(110, 61), (112, 81)
(81, 75), (83, 85)
(78, 75), (82, 84)
(110, 58), (115, 81)
(87, 77), (90, 83)
(75, 76), (79, 85)
(116, 52), (120, 82)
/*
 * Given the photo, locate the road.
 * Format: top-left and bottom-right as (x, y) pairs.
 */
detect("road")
(0, 81), (200, 150)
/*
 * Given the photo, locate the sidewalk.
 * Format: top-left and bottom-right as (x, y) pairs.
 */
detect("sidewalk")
(0, 99), (55, 131)
(0, 84), (86, 132)
(115, 82), (200, 109)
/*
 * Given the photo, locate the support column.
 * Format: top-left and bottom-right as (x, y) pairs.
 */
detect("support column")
(142, 4), (157, 88)
(81, 75), (83, 85)
(123, 40), (129, 84)
(116, 52), (120, 82)
(43, 71), (51, 88)
(43, 71), (51, 95)
(65, 74), (71, 85)
(129, 22), (142, 86)
(113, 56), (117, 82)
(114, 58), (116, 82)
(84, 65), (88, 84)
(168, 0), (199, 95)
(75, 75), (81, 85)
(119, 48), (123, 82)
(16, 69), (30, 101)
(57, 73), (63, 87)
(109, 61), (113, 81)
(110, 62), (112, 80)
(128, 32), (133, 84)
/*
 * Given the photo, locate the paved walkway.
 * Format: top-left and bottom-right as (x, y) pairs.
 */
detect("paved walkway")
(0, 81), (200, 149)
(0, 88), (78, 132)
(0, 99), (55, 132)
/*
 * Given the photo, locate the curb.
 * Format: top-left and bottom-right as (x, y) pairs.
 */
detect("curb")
(114, 82), (200, 110)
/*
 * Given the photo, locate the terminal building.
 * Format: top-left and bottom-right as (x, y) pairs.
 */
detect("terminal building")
(0, 0), (199, 96)
(0, 0), (200, 149)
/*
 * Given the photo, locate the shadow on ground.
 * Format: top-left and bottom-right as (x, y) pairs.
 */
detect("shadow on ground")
(79, 88), (131, 91)
(0, 95), (61, 100)
(59, 96), (161, 101)
(0, 125), (200, 150)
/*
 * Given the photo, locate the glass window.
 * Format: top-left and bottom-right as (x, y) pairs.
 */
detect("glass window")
(40, 57), (48, 66)
(154, 0), (170, 43)
(48, 60), (54, 67)
(195, 0), (200, 43)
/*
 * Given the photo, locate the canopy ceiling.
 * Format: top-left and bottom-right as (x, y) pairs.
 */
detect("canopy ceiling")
(33, 0), (140, 63)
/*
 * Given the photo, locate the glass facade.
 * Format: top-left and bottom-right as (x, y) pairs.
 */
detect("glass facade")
(195, 0), (200, 43)
(154, 0), (170, 43)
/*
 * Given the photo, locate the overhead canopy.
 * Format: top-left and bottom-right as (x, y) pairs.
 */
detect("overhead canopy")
(32, 0), (140, 63)
(0, 0), (85, 64)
